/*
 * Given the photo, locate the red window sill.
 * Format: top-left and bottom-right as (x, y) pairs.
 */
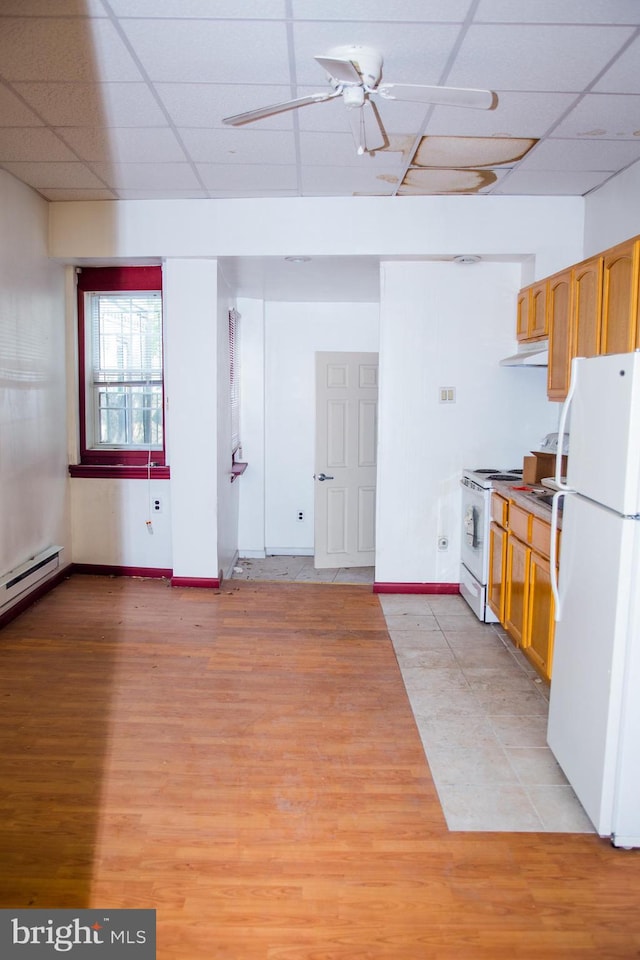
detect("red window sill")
(69, 464), (171, 479)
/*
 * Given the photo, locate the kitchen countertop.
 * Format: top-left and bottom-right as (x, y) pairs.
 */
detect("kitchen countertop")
(492, 480), (563, 528)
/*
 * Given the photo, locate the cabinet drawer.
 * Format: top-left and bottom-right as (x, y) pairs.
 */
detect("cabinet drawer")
(531, 516), (551, 558)
(491, 493), (509, 527)
(509, 503), (531, 542)
(531, 515), (561, 561)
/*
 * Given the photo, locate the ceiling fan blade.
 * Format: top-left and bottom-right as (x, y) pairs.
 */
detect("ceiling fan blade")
(347, 101), (388, 155)
(314, 55), (362, 84)
(223, 90), (339, 126)
(377, 83), (497, 110)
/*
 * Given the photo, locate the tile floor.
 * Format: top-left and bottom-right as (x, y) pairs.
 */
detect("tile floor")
(232, 557), (594, 834)
(231, 555), (375, 584)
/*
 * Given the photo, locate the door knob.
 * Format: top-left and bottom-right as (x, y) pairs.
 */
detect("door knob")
(315, 472), (334, 481)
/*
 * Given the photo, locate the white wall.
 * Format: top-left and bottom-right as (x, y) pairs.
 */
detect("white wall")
(216, 264), (240, 580)
(584, 157), (640, 256)
(49, 192), (587, 585)
(50, 195), (584, 278)
(262, 301), (379, 555)
(236, 297), (266, 557)
(0, 170), (70, 582)
(70, 477), (172, 569)
(165, 259), (220, 580)
(376, 260), (558, 585)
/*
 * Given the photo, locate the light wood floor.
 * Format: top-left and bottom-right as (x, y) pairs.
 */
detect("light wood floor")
(1, 575), (639, 959)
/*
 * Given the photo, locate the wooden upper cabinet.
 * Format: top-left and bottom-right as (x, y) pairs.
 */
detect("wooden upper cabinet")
(516, 287), (530, 341)
(517, 281), (547, 342)
(529, 280), (548, 340)
(600, 238), (640, 355)
(573, 255), (603, 359)
(547, 269), (573, 401)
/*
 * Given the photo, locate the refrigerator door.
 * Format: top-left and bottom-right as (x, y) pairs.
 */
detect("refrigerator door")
(547, 492), (640, 838)
(566, 352), (640, 515)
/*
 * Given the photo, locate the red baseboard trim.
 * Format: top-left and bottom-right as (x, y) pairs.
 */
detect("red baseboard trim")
(373, 582), (460, 595)
(72, 563), (173, 579)
(0, 565), (71, 631)
(171, 576), (221, 589)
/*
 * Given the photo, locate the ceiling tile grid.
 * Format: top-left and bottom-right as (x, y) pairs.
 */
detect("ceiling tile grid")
(0, 1), (639, 201)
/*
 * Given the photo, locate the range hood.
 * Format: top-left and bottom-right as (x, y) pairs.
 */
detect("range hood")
(499, 341), (548, 367)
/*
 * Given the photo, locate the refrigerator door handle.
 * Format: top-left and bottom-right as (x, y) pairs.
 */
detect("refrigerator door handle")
(555, 356), (580, 489)
(550, 490), (564, 621)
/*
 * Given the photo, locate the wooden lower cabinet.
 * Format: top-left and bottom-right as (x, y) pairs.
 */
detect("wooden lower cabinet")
(499, 499), (559, 682)
(504, 534), (529, 648)
(488, 521), (506, 621)
(522, 550), (555, 682)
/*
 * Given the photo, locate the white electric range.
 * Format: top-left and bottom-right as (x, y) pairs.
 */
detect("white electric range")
(460, 467), (523, 622)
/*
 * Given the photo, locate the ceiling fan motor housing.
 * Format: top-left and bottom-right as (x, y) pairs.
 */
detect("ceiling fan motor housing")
(327, 44), (383, 89)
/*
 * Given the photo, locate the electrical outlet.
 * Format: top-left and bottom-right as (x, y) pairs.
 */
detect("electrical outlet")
(153, 498), (162, 513)
(296, 510), (304, 522)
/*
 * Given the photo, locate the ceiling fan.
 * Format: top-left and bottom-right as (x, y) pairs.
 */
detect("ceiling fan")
(223, 44), (497, 156)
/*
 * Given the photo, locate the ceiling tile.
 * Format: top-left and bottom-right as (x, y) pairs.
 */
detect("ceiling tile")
(518, 137), (640, 170)
(88, 161), (202, 190)
(425, 91), (579, 137)
(180, 127), (297, 164)
(196, 162), (298, 193)
(495, 169), (609, 195)
(119, 19), (291, 83)
(0, 18), (145, 82)
(412, 136), (536, 168)
(157, 83), (295, 129)
(594, 34), (640, 93)
(299, 131), (406, 168)
(57, 127), (187, 163)
(107, 0), (287, 16)
(291, 22), (462, 86)
(0, 161), (106, 188)
(291, 0), (473, 21)
(0, 86), (44, 126)
(0, 0), (107, 13)
(447, 24), (636, 91)
(300, 165), (397, 196)
(398, 167), (501, 194)
(12, 81), (169, 127)
(476, 0), (640, 24)
(0, 128), (79, 162)
(553, 93), (640, 138)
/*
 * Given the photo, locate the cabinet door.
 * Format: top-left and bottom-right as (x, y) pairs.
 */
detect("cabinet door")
(488, 522), (506, 622)
(516, 287), (531, 341)
(504, 535), (529, 647)
(601, 238), (639, 355)
(524, 551), (555, 682)
(573, 256), (603, 359)
(547, 270), (573, 401)
(529, 280), (548, 340)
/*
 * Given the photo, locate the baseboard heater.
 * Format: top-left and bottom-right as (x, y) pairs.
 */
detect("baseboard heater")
(0, 546), (63, 610)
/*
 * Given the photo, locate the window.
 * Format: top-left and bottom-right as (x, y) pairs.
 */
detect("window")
(76, 266), (166, 470)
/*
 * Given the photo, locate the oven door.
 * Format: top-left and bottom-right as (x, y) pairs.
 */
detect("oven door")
(460, 480), (490, 585)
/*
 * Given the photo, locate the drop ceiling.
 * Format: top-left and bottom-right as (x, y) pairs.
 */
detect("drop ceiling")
(1, 0), (640, 203)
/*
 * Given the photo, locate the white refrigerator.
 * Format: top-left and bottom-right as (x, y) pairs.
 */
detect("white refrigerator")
(547, 351), (640, 848)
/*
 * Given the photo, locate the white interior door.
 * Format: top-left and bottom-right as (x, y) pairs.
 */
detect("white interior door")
(314, 351), (378, 569)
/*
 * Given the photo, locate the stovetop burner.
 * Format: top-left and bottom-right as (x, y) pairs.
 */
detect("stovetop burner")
(462, 467), (523, 490)
(472, 468), (522, 475)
